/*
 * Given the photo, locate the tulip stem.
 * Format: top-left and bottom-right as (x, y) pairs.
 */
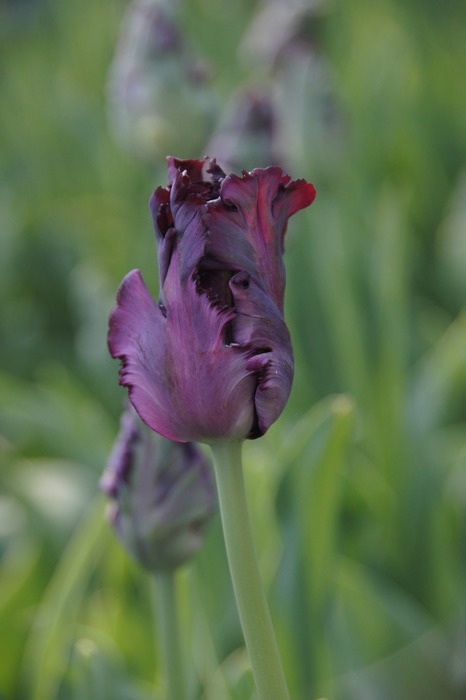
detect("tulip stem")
(211, 440), (290, 700)
(153, 571), (185, 700)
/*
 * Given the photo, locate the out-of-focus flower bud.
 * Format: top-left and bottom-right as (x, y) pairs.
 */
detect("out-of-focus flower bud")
(205, 89), (282, 173)
(240, 0), (329, 69)
(241, 0), (344, 180)
(107, 0), (216, 161)
(100, 406), (216, 572)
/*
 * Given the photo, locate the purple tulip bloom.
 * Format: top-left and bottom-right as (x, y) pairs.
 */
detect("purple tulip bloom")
(109, 157), (315, 443)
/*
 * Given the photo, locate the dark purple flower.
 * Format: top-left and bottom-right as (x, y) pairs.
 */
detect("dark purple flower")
(108, 157), (316, 443)
(100, 405), (216, 572)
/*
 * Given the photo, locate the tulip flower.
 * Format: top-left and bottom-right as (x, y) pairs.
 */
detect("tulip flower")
(108, 156), (315, 444)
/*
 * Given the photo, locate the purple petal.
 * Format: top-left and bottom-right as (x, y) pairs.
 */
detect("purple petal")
(108, 269), (175, 437)
(207, 167), (315, 310)
(100, 407), (139, 497)
(229, 272), (294, 437)
(271, 176), (317, 231)
(108, 263), (256, 443)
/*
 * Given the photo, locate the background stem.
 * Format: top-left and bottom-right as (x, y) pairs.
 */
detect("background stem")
(211, 441), (290, 700)
(153, 571), (185, 700)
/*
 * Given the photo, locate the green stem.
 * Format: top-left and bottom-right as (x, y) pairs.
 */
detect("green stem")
(210, 441), (290, 700)
(153, 571), (185, 700)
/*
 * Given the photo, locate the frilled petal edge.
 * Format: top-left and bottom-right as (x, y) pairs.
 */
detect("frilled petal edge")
(108, 267), (258, 443)
(108, 269), (180, 439)
(228, 272), (294, 438)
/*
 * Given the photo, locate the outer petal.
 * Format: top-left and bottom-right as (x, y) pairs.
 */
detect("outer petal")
(108, 263), (256, 443)
(229, 272), (294, 438)
(108, 269), (174, 437)
(271, 177), (316, 228)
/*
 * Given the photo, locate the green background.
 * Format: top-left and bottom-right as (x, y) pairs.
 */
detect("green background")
(1, 0), (466, 698)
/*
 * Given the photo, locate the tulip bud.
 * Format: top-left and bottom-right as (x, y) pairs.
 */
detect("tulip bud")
(205, 90), (282, 173)
(241, 1), (343, 179)
(100, 406), (216, 572)
(107, 0), (216, 161)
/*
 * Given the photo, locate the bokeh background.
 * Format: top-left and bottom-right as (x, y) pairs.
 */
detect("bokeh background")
(1, 0), (466, 698)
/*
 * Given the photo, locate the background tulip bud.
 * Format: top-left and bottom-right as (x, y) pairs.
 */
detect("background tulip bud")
(205, 89), (282, 173)
(100, 406), (216, 572)
(107, 0), (216, 161)
(241, 1), (343, 180)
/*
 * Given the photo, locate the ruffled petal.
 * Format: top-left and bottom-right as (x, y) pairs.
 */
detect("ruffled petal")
(169, 168), (209, 283)
(108, 269), (178, 440)
(229, 272), (294, 437)
(207, 166), (314, 310)
(271, 177), (316, 232)
(108, 262), (256, 443)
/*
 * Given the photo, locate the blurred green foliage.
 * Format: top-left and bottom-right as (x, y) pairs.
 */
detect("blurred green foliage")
(1, 0), (466, 698)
